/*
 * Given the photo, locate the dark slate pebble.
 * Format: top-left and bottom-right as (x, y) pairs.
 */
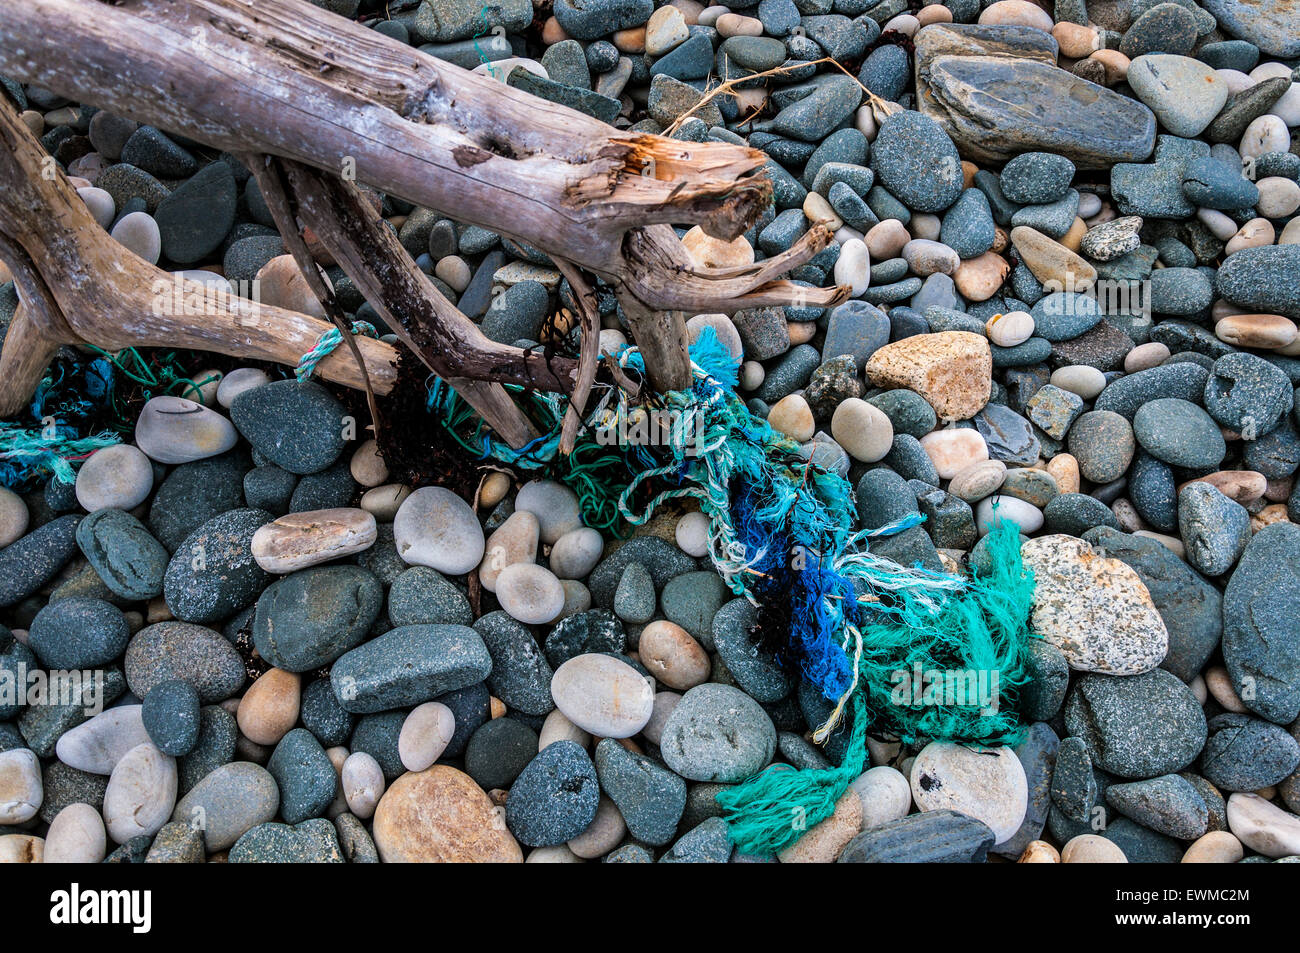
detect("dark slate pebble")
(154, 161), (237, 264)
(1022, 639), (1070, 721)
(434, 681), (491, 759)
(594, 737), (686, 846)
(253, 565), (383, 672)
(387, 566), (471, 627)
(839, 810), (995, 863)
(1043, 493), (1119, 536)
(147, 449), (250, 552)
(229, 819), (343, 863)
(120, 125), (197, 178)
(870, 110), (963, 213)
(1000, 152), (1075, 205)
(179, 705), (238, 795)
(265, 727), (337, 824)
(244, 465), (297, 515)
(1222, 523), (1300, 725)
(1177, 483), (1251, 577)
(299, 678), (355, 749)
(28, 596), (129, 669)
(473, 610), (555, 716)
(505, 739), (600, 847)
(289, 460), (356, 513)
(76, 509), (169, 601)
(222, 235), (285, 284)
(1105, 773), (1208, 840)
(39, 761), (108, 824)
(162, 508), (273, 625)
(1064, 670), (1207, 779)
(1200, 714), (1300, 792)
(712, 597), (794, 703)
(125, 621), (245, 703)
(330, 624), (492, 714)
(1203, 352), (1294, 437)
(229, 380), (349, 475)
(659, 816), (734, 863)
(142, 679), (202, 757)
(0, 515), (81, 608)
(1132, 398), (1226, 470)
(1095, 362), (1210, 418)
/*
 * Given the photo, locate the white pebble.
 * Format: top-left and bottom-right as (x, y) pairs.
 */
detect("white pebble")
(341, 751), (386, 819)
(109, 211), (161, 264)
(834, 238), (871, 297)
(44, 803), (107, 863)
(674, 511), (711, 557)
(75, 443), (154, 512)
(496, 563), (566, 624)
(398, 702), (456, 773)
(216, 367), (270, 408)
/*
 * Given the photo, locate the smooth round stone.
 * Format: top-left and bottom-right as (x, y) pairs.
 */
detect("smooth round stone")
(947, 458), (1007, 502)
(1179, 483), (1251, 577)
(850, 765), (912, 830)
(548, 527), (603, 579)
(54, 705), (150, 776)
(74, 444), (154, 512)
(216, 367), (269, 408)
(1127, 54), (1228, 138)
(985, 310), (1034, 347)
(1133, 398), (1226, 469)
(125, 621), (245, 704)
(341, 751), (386, 819)
(1215, 313), (1298, 349)
(29, 597), (129, 669)
(1239, 114), (1289, 159)
(567, 795), (626, 859)
(979, 0), (1053, 32)
(920, 427), (989, 480)
(44, 802), (107, 863)
(142, 679), (202, 757)
(550, 654), (654, 739)
(1068, 410), (1136, 483)
(134, 395), (238, 464)
(253, 565), (382, 671)
(1226, 792), (1300, 859)
(910, 743), (1027, 845)
(237, 668), (301, 746)
(465, 717), (538, 790)
(871, 110), (964, 213)
(496, 564), (565, 625)
(0, 748), (42, 823)
(515, 480), (582, 545)
(372, 765), (521, 862)
(1050, 365), (1107, 400)
(393, 486), (485, 575)
(265, 728), (336, 825)
(103, 742), (176, 844)
(0, 486), (28, 548)
(360, 484), (411, 521)
(768, 394), (815, 442)
(672, 511), (710, 558)
(1182, 830), (1244, 863)
(834, 238), (871, 297)
(1256, 177), (1300, 218)
(348, 439), (388, 488)
(479, 510), (540, 592)
(660, 683), (777, 783)
(975, 494), (1044, 535)
(1062, 833), (1127, 862)
(505, 740), (599, 848)
(539, 709), (590, 751)
(831, 398), (894, 463)
(1124, 341), (1171, 372)
(110, 210), (161, 264)
(77, 185), (115, 228)
(398, 702), (456, 773)
(162, 508), (273, 624)
(638, 620), (710, 690)
(171, 761), (279, 851)
(902, 239), (960, 276)
(251, 507), (377, 574)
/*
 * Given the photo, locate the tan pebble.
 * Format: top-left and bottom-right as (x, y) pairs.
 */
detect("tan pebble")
(1059, 217), (1087, 253)
(1215, 313), (1298, 349)
(864, 332), (992, 422)
(540, 17), (567, 44)
(1045, 453), (1081, 494)
(251, 508), (377, 573)
(803, 190), (842, 231)
(920, 428), (990, 480)
(1250, 503), (1290, 533)
(490, 696), (507, 719)
(1179, 470), (1267, 504)
(1053, 22), (1100, 58)
(479, 471), (512, 508)
(865, 219), (911, 259)
(787, 321), (817, 345)
(349, 439), (388, 487)
(399, 702), (456, 773)
(916, 3), (954, 25)
(682, 226), (754, 269)
(1062, 834), (1127, 863)
(961, 160), (978, 190)
(1112, 498), (1145, 533)
(953, 251), (1011, 302)
(360, 484), (412, 521)
(1225, 218), (1274, 255)
(947, 459), (1007, 502)
(768, 394), (816, 442)
(146, 598), (172, 625)
(985, 310), (1035, 347)
(778, 791), (862, 862)
(714, 12), (763, 37)
(1124, 341), (1170, 372)
(1090, 49), (1130, 85)
(478, 509), (540, 592)
(568, 796), (627, 859)
(372, 766), (522, 862)
(1011, 225), (1096, 292)
(978, 0), (1053, 31)
(1182, 830), (1244, 863)
(1264, 477), (1294, 502)
(638, 620), (710, 690)
(0, 834), (43, 863)
(1018, 840), (1060, 862)
(255, 255), (327, 319)
(236, 669), (301, 747)
(1205, 665), (1250, 713)
(611, 26), (645, 53)
(1133, 530), (1185, 557)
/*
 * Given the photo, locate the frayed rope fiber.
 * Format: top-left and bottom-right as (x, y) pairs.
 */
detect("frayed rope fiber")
(425, 327), (1037, 856)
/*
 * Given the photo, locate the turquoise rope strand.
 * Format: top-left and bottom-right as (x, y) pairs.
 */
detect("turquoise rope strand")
(295, 321), (378, 381)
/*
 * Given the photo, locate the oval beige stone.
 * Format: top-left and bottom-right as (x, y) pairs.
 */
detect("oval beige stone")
(638, 620), (710, 690)
(551, 654), (655, 739)
(478, 510), (540, 592)
(372, 765), (523, 862)
(1062, 834), (1127, 862)
(1215, 313), (1298, 349)
(1181, 830), (1244, 863)
(236, 669), (302, 746)
(777, 790), (863, 862)
(251, 508), (377, 573)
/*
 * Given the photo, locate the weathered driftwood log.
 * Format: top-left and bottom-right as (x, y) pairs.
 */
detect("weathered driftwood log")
(0, 0), (846, 393)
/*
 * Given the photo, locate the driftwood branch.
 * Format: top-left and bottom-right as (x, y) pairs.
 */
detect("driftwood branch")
(0, 0), (847, 394)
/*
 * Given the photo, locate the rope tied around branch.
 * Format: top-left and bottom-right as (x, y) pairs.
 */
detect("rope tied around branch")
(295, 321), (378, 382)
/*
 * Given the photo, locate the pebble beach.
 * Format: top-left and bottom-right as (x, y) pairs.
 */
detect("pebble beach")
(1, 0), (1300, 868)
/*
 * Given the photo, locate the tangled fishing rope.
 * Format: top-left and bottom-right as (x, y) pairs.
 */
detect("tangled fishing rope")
(429, 327), (1038, 856)
(295, 321), (378, 382)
